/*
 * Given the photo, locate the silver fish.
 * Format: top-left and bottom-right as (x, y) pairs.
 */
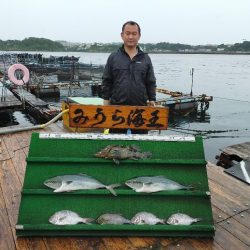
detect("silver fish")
(44, 174), (120, 196)
(49, 210), (94, 225)
(95, 145), (152, 164)
(125, 176), (190, 193)
(166, 213), (202, 225)
(97, 213), (131, 225)
(131, 212), (165, 225)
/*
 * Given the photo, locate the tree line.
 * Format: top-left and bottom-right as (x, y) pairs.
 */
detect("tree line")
(0, 37), (250, 53)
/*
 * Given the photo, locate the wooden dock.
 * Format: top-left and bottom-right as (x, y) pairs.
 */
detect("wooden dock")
(0, 85), (22, 110)
(10, 87), (48, 108)
(6, 87), (60, 122)
(0, 124), (249, 250)
(216, 141), (250, 168)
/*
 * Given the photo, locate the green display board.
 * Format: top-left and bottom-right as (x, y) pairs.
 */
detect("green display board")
(16, 133), (214, 237)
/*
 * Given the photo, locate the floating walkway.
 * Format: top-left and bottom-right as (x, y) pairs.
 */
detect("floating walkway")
(0, 85), (22, 110)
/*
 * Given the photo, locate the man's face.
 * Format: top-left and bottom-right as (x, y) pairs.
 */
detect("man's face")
(121, 24), (141, 48)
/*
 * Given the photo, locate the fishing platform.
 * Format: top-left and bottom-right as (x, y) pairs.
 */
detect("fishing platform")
(0, 123), (249, 249)
(8, 102), (216, 239)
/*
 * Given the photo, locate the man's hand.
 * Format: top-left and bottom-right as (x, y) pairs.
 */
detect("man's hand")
(103, 99), (110, 105)
(147, 101), (155, 107)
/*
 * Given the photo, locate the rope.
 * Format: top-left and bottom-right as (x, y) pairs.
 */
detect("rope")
(214, 96), (250, 103)
(168, 127), (249, 139)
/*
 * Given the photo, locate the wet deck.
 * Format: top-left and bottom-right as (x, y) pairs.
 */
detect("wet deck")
(0, 123), (249, 250)
(0, 86), (22, 110)
(11, 88), (48, 107)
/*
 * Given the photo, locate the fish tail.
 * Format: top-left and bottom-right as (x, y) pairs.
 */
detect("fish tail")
(186, 184), (195, 190)
(143, 152), (152, 158)
(106, 183), (120, 196)
(53, 188), (63, 193)
(82, 218), (94, 224)
(195, 218), (202, 222)
(160, 219), (165, 224)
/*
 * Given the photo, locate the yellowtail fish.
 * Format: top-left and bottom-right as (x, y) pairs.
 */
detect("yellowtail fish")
(44, 174), (120, 196)
(125, 176), (191, 193)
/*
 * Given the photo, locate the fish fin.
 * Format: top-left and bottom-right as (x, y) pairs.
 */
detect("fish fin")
(160, 220), (165, 224)
(187, 185), (194, 190)
(137, 183), (147, 192)
(53, 188), (63, 193)
(195, 218), (202, 222)
(142, 152), (152, 158)
(186, 184), (196, 190)
(106, 183), (120, 196)
(54, 182), (70, 193)
(113, 158), (120, 165)
(82, 218), (94, 224)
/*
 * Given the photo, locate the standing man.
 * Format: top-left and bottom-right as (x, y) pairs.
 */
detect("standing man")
(101, 21), (156, 133)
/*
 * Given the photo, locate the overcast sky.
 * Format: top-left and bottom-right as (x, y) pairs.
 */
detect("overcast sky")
(1, 0), (250, 45)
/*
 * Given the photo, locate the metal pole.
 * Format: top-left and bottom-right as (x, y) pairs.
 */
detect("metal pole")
(190, 68), (194, 96)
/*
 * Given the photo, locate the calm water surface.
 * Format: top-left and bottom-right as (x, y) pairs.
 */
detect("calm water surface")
(1, 52), (250, 162)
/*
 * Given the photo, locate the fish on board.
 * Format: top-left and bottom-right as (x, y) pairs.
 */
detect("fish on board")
(125, 176), (191, 193)
(131, 211), (165, 225)
(96, 213), (131, 225)
(49, 210), (94, 225)
(166, 213), (202, 225)
(44, 174), (120, 196)
(94, 144), (152, 164)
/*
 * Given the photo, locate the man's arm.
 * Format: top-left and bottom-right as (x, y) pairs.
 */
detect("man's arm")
(101, 54), (113, 104)
(146, 56), (157, 104)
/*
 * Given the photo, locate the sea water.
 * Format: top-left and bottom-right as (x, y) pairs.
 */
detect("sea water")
(1, 52), (250, 162)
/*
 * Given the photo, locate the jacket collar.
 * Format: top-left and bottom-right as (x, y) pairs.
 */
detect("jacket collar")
(120, 45), (144, 56)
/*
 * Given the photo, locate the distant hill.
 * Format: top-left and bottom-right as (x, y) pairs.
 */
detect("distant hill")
(0, 37), (65, 51)
(0, 37), (250, 54)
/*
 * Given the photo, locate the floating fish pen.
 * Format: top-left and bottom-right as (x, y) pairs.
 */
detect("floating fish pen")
(16, 132), (214, 237)
(0, 53), (104, 81)
(156, 88), (213, 115)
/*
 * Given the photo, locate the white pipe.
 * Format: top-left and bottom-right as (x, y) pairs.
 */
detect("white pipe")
(0, 109), (69, 135)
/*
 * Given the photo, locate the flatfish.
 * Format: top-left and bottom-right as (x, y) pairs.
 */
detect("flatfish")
(96, 213), (131, 225)
(131, 211), (165, 225)
(49, 210), (94, 225)
(166, 213), (202, 225)
(125, 176), (190, 193)
(94, 145), (152, 164)
(44, 174), (120, 196)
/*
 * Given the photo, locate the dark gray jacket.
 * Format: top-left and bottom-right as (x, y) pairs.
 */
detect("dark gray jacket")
(102, 46), (156, 106)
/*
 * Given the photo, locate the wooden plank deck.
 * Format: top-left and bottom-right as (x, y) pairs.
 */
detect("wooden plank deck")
(0, 123), (250, 250)
(10, 88), (48, 107)
(0, 86), (22, 110)
(221, 142), (250, 160)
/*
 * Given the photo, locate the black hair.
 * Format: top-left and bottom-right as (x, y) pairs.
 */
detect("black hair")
(122, 21), (141, 34)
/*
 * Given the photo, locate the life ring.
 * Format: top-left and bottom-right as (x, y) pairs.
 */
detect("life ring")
(8, 64), (30, 85)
